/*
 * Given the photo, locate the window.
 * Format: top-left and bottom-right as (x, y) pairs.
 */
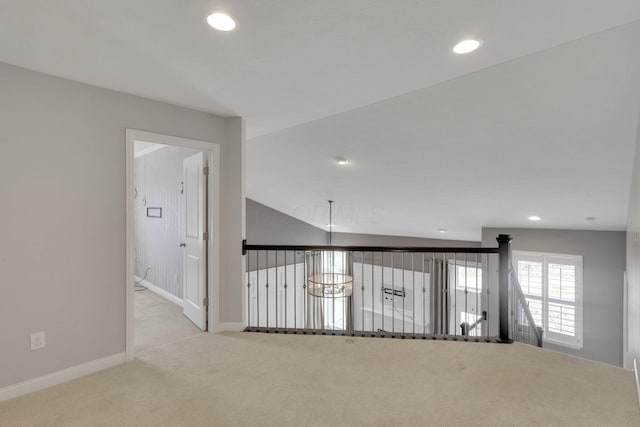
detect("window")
(513, 251), (583, 349)
(448, 260), (484, 337)
(322, 251), (346, 274)
(455, 263), (482, 292)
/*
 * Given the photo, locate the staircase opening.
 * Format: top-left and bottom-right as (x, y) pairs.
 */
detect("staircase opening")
(242, 234), (543, 346)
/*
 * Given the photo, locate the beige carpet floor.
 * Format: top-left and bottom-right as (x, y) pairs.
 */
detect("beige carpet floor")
(134, 289), (202, 353)
(1, 332), (638, 426)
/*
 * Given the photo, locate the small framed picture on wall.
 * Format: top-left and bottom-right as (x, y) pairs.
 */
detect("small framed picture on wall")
(147, 207), (162, 218)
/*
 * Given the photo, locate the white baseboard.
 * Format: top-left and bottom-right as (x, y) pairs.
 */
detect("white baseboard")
(135, 276), (183, 307)
(216, 322), (245, 332)
(634, 358), (640, 409)
(624, 352), (633, 371)
(0, 352), (125, 403)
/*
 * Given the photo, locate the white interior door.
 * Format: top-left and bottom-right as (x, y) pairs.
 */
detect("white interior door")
(182, 152), (207, 330)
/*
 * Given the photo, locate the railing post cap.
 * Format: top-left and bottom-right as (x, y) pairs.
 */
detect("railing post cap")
(496, 234), (513, 244)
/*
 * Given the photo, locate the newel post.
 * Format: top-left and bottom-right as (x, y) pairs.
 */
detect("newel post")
(497, 234), (513, 343)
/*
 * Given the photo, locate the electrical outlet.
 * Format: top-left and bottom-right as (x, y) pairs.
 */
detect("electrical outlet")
(30, 331), (46, 351)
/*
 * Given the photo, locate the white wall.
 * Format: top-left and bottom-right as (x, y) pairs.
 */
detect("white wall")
(352, 262), (429, 335)
(247, 263), (306, 329)
(245, 198), (480, 248)
(221, 117), (245, 325)
(0, 62), (244, 388)
(134, 145), (199, 299)
(626, 111), (640, 375)
(332, 233), (481, 248)
(246, 198), (327, 245)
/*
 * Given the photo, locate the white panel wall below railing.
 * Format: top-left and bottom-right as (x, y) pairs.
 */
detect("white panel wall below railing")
(247, 263), (306, 329)
(246, 262), (432, 334)
(352, 262), (429, 335)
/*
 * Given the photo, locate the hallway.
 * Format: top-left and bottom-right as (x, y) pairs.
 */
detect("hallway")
(135, 290), (201, 353)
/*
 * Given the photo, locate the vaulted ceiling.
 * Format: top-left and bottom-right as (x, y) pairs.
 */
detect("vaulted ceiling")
(2, 1), (640, 240)
(248, 22), (640, 240)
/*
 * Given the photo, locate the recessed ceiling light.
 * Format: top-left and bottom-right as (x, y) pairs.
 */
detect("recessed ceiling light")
(437, 228), (447, 233)
(335, 157), (349, 165)
(206, 12), (237, 31)
(528, 216), (541, 222)
(453, 39), (481, 54)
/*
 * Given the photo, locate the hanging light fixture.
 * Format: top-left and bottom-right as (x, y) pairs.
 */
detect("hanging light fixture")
(306, 201), (354, 330)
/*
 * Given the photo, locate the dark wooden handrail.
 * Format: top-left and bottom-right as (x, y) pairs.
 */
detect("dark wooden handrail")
(242, 240), (500, 255)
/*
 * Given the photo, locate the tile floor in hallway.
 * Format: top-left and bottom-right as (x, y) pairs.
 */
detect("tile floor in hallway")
(135, 288), (202, 353)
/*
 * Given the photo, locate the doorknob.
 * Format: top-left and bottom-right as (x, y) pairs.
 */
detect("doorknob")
(180, 243), (186, 248)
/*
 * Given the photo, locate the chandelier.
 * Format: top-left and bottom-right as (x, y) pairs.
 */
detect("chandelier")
(306, 200), (353, 330)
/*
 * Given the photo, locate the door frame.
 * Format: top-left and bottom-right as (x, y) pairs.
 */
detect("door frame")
(125, 129), (221, 361)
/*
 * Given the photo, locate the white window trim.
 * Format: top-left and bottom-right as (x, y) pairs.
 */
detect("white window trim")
(446, 258), (483, 292)
(513, 250), (583, 350)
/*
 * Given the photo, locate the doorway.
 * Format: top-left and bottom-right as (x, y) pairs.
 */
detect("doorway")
(126, 130), (220, 360)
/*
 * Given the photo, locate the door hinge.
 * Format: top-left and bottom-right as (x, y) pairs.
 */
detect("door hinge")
(203, 231), (209, 241)
(203, 297), (208, 307)
(203, 166), (209, 176)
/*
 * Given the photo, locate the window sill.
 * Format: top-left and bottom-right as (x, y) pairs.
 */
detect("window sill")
(544, 337), (583, 351)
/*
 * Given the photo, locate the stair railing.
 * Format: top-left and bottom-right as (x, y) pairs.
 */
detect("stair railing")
(241, 234), (543, 346)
